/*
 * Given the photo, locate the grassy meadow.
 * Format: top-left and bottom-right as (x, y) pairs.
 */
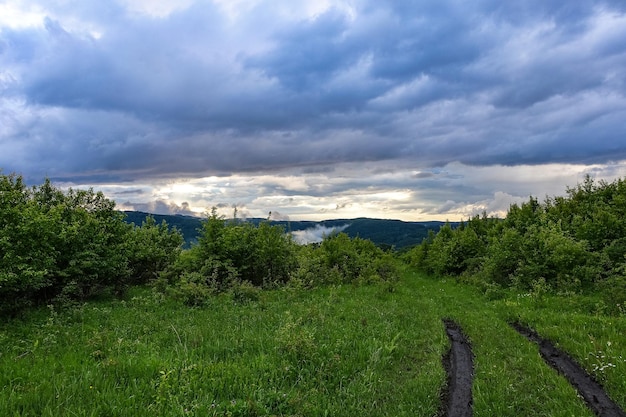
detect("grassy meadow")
(2, 268), (624, 417)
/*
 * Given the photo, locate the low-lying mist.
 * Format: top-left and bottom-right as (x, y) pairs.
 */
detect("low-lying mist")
(291, 224), (350, 244)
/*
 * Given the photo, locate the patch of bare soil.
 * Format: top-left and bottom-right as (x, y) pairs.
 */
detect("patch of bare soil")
(441, 319), (474, 417)
(512, 323), (626, 417)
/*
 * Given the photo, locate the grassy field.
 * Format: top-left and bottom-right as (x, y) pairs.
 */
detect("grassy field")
(1, 269), (624, 416)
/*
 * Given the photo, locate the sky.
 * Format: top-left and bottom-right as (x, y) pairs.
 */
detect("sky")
(1, 0), (626, 221)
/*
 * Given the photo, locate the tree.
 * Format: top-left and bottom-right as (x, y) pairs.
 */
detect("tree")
(168, 208), (299, 290)
(1, 174), (182, 315)
(126, 216), (184, 285)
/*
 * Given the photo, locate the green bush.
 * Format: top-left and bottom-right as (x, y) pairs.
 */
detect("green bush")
(0, 173), (182, 315)
(165, 213), (400, 299)
(172, 272), (214, 307)
(126, 216), (184, 285)
(410, 217), (492, 278)
(309, 233), (398, 284)
(164, 208), (298, 295)
(598, 275), (626, 316)
(1, 175), (129, 313)
(410, 176), (626, 294)
(229, 280), (261, 304)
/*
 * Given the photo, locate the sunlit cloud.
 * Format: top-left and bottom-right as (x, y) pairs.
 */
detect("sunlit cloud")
(0, 2), (45, 29)
(59, 161), (626, 222)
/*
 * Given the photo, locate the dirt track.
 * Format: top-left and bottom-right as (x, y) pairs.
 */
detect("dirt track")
(512, 323), (626, 417)
(438, 321), (625, 417)
(441, 320), (474, 417)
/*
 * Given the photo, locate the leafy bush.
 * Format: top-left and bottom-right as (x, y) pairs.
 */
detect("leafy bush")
(125, 216), (184, 285)
(599, 274), (626, 316)
(367, 252), (400, 283)
(413, 217), (491, 277)
(164, 211), (399, 300)
(172, 272), (214, 307)
(229, 280), (261, 304)
(300, 233), (399, 285)
(1, 175), (128, 312)
(0, 173), (182, 315)
(409, 176), (626, 295)
(164, 208), (298, 296)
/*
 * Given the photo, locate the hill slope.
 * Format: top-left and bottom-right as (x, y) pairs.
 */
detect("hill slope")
(122, 211), (453, 249)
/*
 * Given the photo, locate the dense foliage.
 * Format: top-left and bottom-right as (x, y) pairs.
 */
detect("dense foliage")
(408, 176), (626, 312)
(159, 209), (298, 304)
(1, 173), (398, 314)
(290, 232), (398, 286)
(161, 209), (399, 305)
(0, 173), (183, 315)
(124, 211), (202, 247)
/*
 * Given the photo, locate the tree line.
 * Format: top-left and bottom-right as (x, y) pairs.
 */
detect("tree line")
(1, 173), (398, 315)
(408, 175), (626, 312)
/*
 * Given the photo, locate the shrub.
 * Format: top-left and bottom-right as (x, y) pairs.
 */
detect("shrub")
(598, 275), (626, 316)
(229, 280), (261, 304)
(170, 209), (298, 290)
(0, 174), (141, 315)
(125, 216), (184, 285)
(172, 272), (214, 307)
(411, 176), (626, 294)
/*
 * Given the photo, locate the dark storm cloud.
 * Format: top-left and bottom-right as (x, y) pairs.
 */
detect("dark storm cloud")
(21, 6), (229, 120)
(111, 188), (146, 196)
(1, 0), (625, 183)
(244, 9), (358, 91)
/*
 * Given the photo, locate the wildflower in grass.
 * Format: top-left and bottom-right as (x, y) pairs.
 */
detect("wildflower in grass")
(587, 337), (619, 379)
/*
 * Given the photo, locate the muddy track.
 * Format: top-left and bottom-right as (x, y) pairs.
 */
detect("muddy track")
(512, 323), (626, 417)
(441, 319), (474, 417)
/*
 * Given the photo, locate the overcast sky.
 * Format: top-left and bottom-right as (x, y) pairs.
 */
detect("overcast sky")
(1, 0), (625, 221)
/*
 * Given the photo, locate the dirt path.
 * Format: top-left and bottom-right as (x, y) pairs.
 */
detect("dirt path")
(512, 323), (626, 417)
(441, 319), (474, 417)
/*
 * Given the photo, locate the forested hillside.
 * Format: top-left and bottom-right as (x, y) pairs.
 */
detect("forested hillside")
(123, 211), (450, 249)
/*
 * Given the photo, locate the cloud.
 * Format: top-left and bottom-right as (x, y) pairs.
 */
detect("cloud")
(412, 171), (434, 179)
(56, 160), (626, 222)
(1, 0), (626, 220)
(291, 224), (350, 244)
(119, 199), (197, 216)
(433, 192), (527, 219)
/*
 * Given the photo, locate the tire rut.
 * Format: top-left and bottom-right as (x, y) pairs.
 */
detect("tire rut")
(512, 322), (626, 417)
(441, 319), (474, 417)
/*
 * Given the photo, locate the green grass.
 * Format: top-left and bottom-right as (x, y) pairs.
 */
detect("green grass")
(493, 290), (626, 412)
(1, 270), (624, 416)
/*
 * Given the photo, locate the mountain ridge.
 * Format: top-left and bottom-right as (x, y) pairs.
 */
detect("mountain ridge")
(122, 211), (456, 250)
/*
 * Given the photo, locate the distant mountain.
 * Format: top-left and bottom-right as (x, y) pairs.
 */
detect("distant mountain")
(122, 211), (456, 250)
(266, 218), (451, 250)
(123, 211), (204, 247)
